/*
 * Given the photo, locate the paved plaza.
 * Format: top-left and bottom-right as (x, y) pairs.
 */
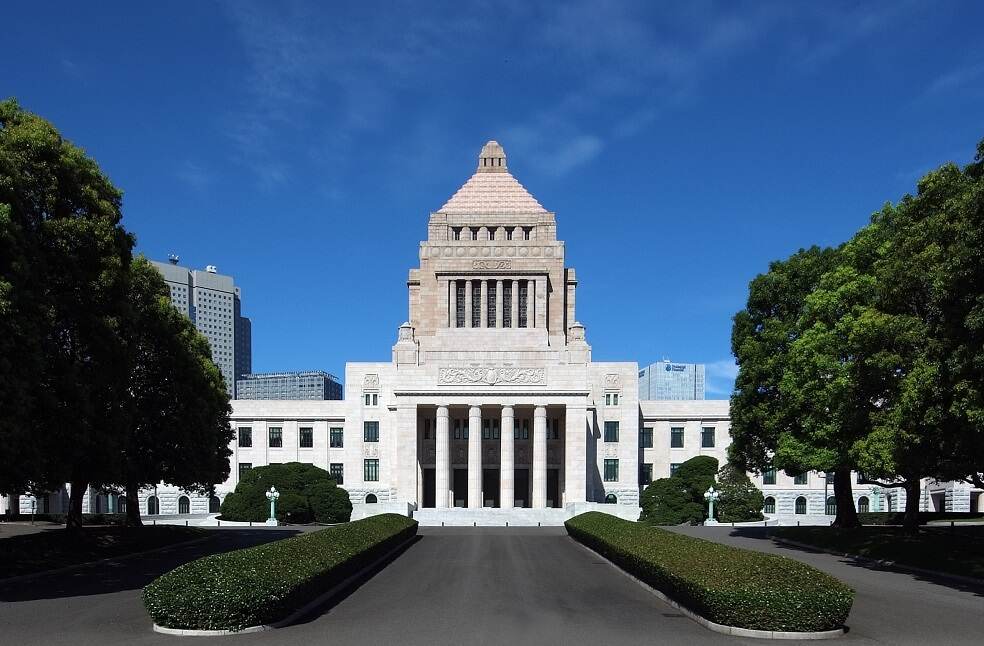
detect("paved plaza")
(1, 526), (982, 645)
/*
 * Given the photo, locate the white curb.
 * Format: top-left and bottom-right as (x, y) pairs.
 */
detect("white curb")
(152, 534), (417, 636)
(571, 538), (847, 640)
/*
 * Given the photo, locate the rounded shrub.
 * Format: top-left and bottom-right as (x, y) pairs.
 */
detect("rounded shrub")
(219, 462), (352, 523)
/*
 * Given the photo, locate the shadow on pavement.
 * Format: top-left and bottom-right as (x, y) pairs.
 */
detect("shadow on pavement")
(722, 526), (984, 598)
(0, 528), (302, 602)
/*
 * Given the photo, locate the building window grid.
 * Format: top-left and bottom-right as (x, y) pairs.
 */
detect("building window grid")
(604, 421), (619, 442)
(518, 281), (528, 328)
(794, 472), (809, 485)
(455, 281), (465, 327)
(299, 427), (313, 448)
(640, 463), (653, 485)
(364, 421), (379, 442)
(329, 427), (344, 448)
(471, 280), (481, 327)
(763, 468), (776, 485)
(701, 427), (715, 448)
(329, 463), (344, 484)
(604, 459), (619, 482)
(268, 427), (282, 448)
(364, 459), (379, 482)
(670, 427), (684, 448)
(238, 427), (252, 448)
(487, 283), (497, 327)
(640, 427), (653, 448)
(503, 283), (512, 327)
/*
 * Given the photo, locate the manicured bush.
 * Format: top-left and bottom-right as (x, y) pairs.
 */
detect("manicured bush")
(219, 462), (352, 523)
(640, 456), (719, 525)
(716, 464), (765, 523)
(566, 512), (853, 632)
(144, 513), (417, 631)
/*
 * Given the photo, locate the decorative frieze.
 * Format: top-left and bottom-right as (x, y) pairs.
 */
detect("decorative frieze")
(363, 374), (379, 390)
(604, 373), (621, 389)
(438, 367), (546, 386)
(473, 259), (511, 270)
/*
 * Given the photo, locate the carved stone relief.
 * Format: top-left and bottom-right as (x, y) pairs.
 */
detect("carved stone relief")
(439, 367), (546, 386)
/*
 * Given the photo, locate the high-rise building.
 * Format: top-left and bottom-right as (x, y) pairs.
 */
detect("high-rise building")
(236, 371), (343, 400)
(638, 360), (705, 400)
(151, 258), (252, 398)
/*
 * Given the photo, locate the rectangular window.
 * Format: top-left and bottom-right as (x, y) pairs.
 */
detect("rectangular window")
(763, 468), (776, 485)
(604, 421), (619, 442)
(605, 393), (611, 406)
(506, 227), (513, 241)
(518, 281), (528, 328)
(364, 459), (379, 482)
(268, 427), (282, 448)
(456, 281), (465, 328)
(670, 427), (684, 448)
(640, 427), (653, 448)
(523, 419), (529, 440)
(613, 393), (619, 405)
(365, 393), (371, 405)
(330, 427), (344, 448)
(523, 227), (531, 240)
(452, 227), (461, 240)
(239, 462), (252, 478)
(329, 463), (344, 484)
(483, 419), (491, 440)
(472, 280), (481, 327)
(364, 421), (379, 442)
(299, 427), (313, 448)
(493, 420), (500, 440)
(552, 418), (560, 440)
(488, 229), (495, 241)
(640, 463), (653, 485)
(238, 427), (252, 448)
(487, 283), (496, 327)
(794, 472), (809, 485)
(423, 419), (432, 440)
(454, 419), (462, 440)
(701, 427), (715, 448)
(604, 459), (619, 482)
(503, 282), (512, 327)
(670, 462), (681, 476)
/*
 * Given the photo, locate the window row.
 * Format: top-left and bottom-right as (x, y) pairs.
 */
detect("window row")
(450, 226), (533, 241)
(238, 426), (344, 449)
(761, 495), (866, 515)
(238, 462), (347, 486)
(637, 426), (716, 448)
(761, 469), (809, 485)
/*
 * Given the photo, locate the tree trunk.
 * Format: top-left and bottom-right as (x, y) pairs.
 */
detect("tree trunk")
(831, 467), (860, 528)
(125, 478), (142, 527)
(66, 479), (88, 532)
(902, 478), (921, 534)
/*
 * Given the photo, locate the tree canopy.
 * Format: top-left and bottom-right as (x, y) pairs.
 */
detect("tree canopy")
(220, 463), (352, 524)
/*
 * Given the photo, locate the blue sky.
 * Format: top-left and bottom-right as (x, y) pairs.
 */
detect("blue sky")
(4, 1), (983, 397)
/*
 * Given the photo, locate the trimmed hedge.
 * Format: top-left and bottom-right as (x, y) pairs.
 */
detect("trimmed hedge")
(144, 513), (417, 631)
(566, 512), (853, 632)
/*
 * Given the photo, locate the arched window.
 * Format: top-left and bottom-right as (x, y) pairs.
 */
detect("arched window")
(117, 495), (127, 514)
(209, 495), (221, 513)
(366, 493), (378, 504)
(94, 495), (102, 514)
(178, 495), (190, 514)
(795, 496), (807, 515)
(825, 496), (837, 516)
(763, 496), (775, 514)
(857, 496), (869, 513)
(605, 494), (617, 504)
(147, 495), (159, 515)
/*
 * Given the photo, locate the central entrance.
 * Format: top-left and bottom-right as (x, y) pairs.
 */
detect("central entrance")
(482, 469), (500, 507)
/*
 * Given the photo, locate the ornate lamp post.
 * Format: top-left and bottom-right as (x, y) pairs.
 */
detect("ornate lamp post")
(265, 486), (280, 526)
(704, 486), (720, 525)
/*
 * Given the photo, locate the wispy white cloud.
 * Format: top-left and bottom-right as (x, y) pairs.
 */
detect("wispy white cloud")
(176, 161), (213, 191)
(705, 358), (738, 397)
(926, 61), (984, 96)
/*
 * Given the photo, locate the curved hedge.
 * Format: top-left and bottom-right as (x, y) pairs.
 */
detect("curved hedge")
(144, 514), (417, 631)
(566, 512), (853, 632)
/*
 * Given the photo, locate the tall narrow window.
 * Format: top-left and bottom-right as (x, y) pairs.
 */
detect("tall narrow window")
(640, 463), (653, 485)
(364, 421), (379, 442)
(364, 459), (379, 482)
(518, 281), (528, 328)
(604, 459), (619, 482)
(329, 463), (344, 484)
(238, 463), (252, 478)
(488, 228), (495, 241)
(701, 427), (715, 448)
(640, 427), (653, 448)
(670, 427), (684, 448)
(794, 472), (809, 485)
(763, 496), (776, 514)
(455, 281), (465, 328)
(471, 280), (481, 327)
(330, 427), (344, 448)
(503, 282), (512, 327)
(604, 421), (619, 442)
(471, 227), (479, 240)
(487, 283), (497, 327)
(454, 419), (461, 440)
(482, 419), (491, 440)
(795, 496), (807, 514)
(268, 427), (282, 448)
(452, 227), (461, 240)
(857, 496), (869, 513)
(299, 427), (313, 448)
(238, 427), (252, 448)
(523, 227), (532, 240)
(506, 227), (513, 240)
(763, 468), (776, 485)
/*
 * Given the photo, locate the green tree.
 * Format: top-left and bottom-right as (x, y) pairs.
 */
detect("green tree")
(0, 98), (133, 530)
(220, 463), (352, 523)
(640, 456), (719, 525)
(715, 463), (764, 523)
(111, 257), (232, 525)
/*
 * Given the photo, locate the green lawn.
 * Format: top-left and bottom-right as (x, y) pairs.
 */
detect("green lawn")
(0, 524), (208, 578)
(774, 526), (984, 581)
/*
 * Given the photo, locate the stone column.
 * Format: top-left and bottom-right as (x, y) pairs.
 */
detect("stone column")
(563, 404), (587, 504)
(526, 280), (535, 328)
(468, 405), (482, 508)
(500, 405), (515, 509)
(480, 280), (488, 328)
(465, 280), (473, 328)
(449, 280), (457, 327)
(435, 406), (449, 508)
(510, 280), (519, 329)
(495, 279), (503, 328)
(536, 276), (547, 330)
(532, 405), (547, 508)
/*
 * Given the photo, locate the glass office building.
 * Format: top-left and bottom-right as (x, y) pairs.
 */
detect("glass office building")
(236, 371), (343, 400)
(638, 360), (705, 400)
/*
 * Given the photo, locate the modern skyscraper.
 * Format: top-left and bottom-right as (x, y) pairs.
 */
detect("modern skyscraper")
(638, 360), (705, 400)
(236, 371), (343, 400)
(151, 258), (252, 398)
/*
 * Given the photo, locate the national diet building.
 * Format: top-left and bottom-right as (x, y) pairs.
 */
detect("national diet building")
(223, 141), (730, 525)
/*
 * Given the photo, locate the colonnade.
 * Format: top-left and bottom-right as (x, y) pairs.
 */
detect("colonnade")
(447, 278), (544, 329)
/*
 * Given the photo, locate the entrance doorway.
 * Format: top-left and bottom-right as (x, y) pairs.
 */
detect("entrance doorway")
(547, 468), (560, 508)
(453, 468), (467, 507)
(514, 468), (530, 508)
(482, 469), (500, 507)
(422, 468), (435, 508)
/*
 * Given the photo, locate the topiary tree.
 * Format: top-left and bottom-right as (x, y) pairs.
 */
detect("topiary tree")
(640, 456), (720, 525)
(716, 463), (765, 523)
(219, 463), (351, 523)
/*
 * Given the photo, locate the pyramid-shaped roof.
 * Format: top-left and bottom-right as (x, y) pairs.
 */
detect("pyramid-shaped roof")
(437, 141), (547, 215)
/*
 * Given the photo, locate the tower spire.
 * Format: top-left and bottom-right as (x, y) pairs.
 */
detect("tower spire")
(477, 140), (507, 173)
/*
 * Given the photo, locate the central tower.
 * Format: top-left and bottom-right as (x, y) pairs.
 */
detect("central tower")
(401, 141), (589, 366)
